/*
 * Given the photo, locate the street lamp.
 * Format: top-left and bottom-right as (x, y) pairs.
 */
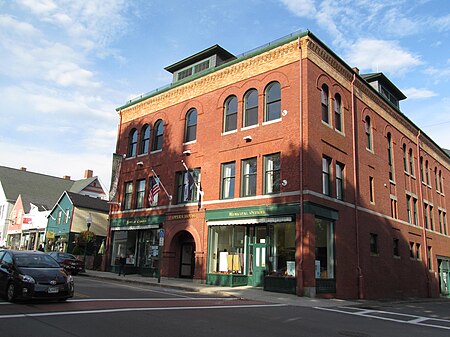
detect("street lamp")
(84, 214), (92, 271)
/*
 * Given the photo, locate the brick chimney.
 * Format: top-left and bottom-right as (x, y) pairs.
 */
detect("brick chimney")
(63, 175), (71, 180)
(352, 67), (360, 75)
(84, 169), (93, 179)
(20, 167), (27, 171)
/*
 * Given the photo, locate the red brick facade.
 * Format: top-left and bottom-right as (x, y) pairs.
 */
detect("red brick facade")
(110, 32), (450, 299)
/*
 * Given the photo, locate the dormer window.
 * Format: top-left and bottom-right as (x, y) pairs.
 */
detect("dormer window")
(165, 45), (235, 84)
(176, 59), (211, 81)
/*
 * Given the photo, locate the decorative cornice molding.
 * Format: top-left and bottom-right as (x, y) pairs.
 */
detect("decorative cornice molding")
(121, 40), (300, 124)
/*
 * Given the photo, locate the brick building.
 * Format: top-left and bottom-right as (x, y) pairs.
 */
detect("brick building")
(109, 31), (450, 299)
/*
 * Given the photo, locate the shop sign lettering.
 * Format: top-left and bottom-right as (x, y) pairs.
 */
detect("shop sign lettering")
(169, 214), (197, 221)
(228, 210), (266, 217)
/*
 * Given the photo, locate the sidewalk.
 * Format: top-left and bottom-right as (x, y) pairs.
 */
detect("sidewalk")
(80, 269), (357, 308)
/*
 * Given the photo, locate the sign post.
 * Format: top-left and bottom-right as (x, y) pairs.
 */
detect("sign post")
(158, 228), (165, 283)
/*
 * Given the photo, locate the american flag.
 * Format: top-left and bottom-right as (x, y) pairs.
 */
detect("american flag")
(148, 177), (161, 206)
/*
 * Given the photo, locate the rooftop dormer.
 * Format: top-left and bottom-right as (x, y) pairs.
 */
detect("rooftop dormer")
(165, 45), (235, 83)
(361, 73), (406, 109)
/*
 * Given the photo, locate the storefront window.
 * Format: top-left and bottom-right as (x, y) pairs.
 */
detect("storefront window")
(209, 226), (245, 274)
(111, 231), (137, 266)
(315, 218), (335, 279)
(268, 222), (295, 276)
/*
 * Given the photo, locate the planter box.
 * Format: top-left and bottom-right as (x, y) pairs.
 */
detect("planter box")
(264, 276), (296, 294)
(207, 273), (248, 287)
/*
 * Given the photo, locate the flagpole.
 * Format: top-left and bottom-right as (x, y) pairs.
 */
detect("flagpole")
(181, 160), (200, 189)
(151, 168), (172, 202)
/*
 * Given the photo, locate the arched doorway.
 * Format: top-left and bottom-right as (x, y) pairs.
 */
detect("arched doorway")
(176, 231), (196, 279)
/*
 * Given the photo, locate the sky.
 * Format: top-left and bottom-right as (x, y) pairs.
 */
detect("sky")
(1, 0), (449, 191)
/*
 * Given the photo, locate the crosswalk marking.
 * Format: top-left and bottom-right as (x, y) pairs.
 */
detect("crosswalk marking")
(315, 306), (450, 330)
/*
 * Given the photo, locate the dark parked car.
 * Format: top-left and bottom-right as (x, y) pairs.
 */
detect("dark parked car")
(48, 252), (84, 275)
(0, 249), (74, 302)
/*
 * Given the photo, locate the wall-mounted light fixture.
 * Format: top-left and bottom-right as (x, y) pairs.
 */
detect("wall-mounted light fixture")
(243, 135), (252, 142)
(282, 110), (288, 116)
(282, 179), (288, 186)
(137, 161), (144, 166)
(183, 150), (191, 156)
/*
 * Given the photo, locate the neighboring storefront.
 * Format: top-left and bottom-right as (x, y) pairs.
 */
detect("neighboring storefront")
(110, 215), (165, 276)
(438, 256), (450, 297)
(205, 203), (299, 293)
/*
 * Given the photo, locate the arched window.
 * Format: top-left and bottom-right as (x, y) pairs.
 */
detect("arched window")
(435, 167), (439, 191)
(264, 81), (281, 122)
(420, 157), (424, 182)
(185, 109), (197, 142)
(139, 124), (150, 155)
(223, 96), (237, 132)
(387, 133), (394, 181)
(152, 120), (163, 151)
(243, 89), (258, 127)
(365, 116), (372, 150)
(127, 128), (138, 157)
(334, 93), (342, 131)
(409, 148), (414, 175)
(403, 144), (408, 172)
(425, 160), (430, 185)
(321, 84), (330, 124)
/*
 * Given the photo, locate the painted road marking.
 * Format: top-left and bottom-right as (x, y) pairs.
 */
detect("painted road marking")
(0, 303), (287, 319)
(315, 306), (450, 330)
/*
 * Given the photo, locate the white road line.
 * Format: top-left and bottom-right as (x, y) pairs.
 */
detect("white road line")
(67, 297), (239, 302)
(0, 303), (287, 319)
(315, 307), (450, 331)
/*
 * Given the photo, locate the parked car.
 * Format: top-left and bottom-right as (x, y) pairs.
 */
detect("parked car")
(48, 252), (84, 275)
(0, 249), (74, 302)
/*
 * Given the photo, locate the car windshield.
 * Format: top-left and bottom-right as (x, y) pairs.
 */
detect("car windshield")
(15, 254), (61, 268)
(59, 253), (76, 260)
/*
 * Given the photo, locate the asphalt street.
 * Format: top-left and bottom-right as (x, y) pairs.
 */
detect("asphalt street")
(0, 276), (449, 337)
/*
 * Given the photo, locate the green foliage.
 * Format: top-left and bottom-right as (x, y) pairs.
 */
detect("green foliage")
(80, 230), (96, 243)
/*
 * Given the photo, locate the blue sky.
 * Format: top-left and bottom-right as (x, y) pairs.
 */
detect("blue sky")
(1, 0), (449, 189)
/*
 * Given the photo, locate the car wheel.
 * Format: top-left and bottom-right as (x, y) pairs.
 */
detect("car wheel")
(6, 283), (16, 302)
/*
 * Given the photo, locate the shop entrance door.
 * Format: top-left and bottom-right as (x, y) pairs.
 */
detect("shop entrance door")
(180, 243), (195, 278)
(251, 242), (267, 287)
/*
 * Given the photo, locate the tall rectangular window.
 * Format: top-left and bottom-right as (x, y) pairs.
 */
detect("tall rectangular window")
(123, 182), (133, 210)
(393, 238), (400, 257)
(413, 198), (418, 225)
(221, 162), (235, 199)
(135, 179), (146, 209)
(406, 195), (412, 223)
(64, 209), (70, 223)
(322, 156), (331, 196)
(390, 197), (398, 219)
(336, 162), (344, 200)
(443, 212), (448, 235)
(428, 246), (432, 270)
(176, 169), (200, 203)
(264, 153), (280, 194)
(416, 243), (421, 260)
(241, 158), (257, 197)
(409, 242), (415, 258)
(429, 205), (434, 231)
(370, 233), (378, 255)
(409, 149), (414, 176)
(57, 210), (62, 225)
(365, 116), (372, 151)
(387, 133), (394, 181)
(424, 204), (429, 229)
(369, 176), (374, 203)
(315, 218), (335, 279)
(439, 210), (443, 233)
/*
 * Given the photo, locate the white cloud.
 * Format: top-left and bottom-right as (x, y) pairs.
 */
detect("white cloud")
(0, 14), (40, 36)
(402, 87), (438, 100)
(18, 0), (57, 15)
(424, 66), (450, 84)
(280, 0), (317, 17)
(345, 38), (423, 75)
(0, 140), (113, 189)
